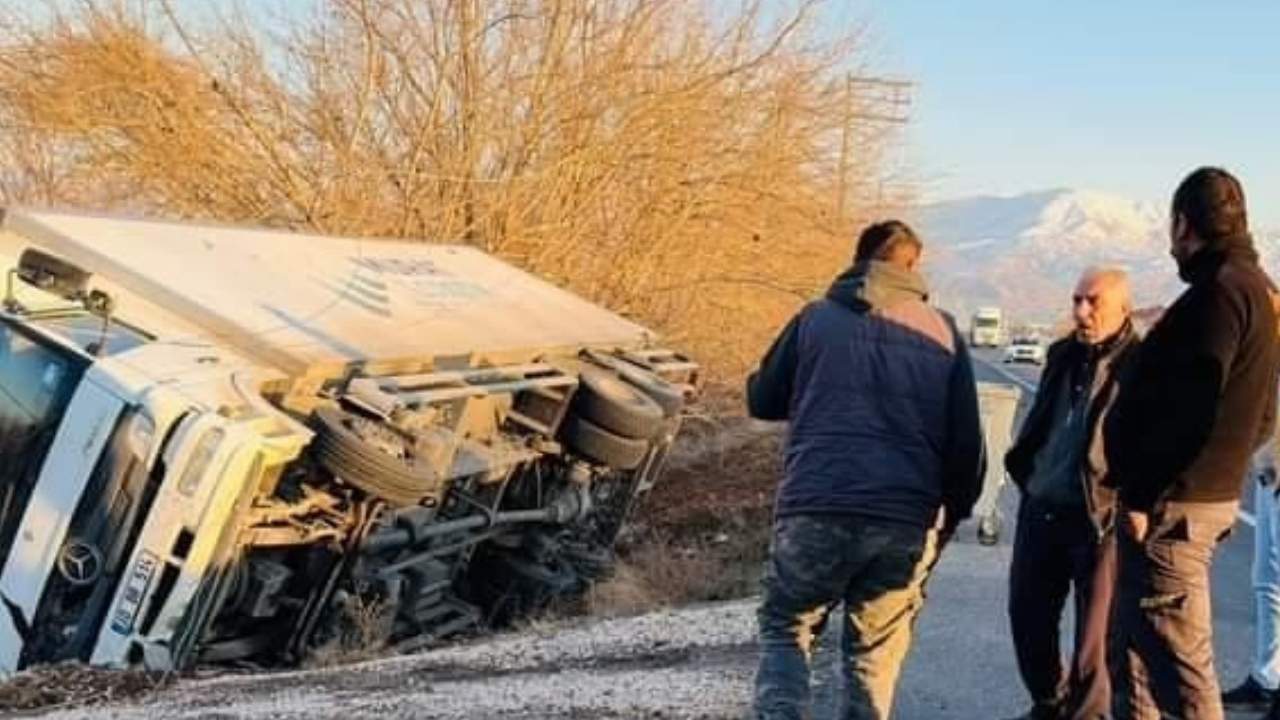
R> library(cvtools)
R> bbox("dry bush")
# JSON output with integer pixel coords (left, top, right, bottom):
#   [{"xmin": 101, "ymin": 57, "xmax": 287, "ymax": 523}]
[
  {"xmin": 304, "ymin": 594, "xmax": 394, "ymax": 668},
  {"xmin": 588, "ymin": 520, "xmax": 771, "ymax": 616},
  {"xmin": 583, "ymin": 558, "xmax": 658, "ymax": 617},
  {"xmin": 0, "ymin": 0, "xmax": 909, "ymax": 381}
]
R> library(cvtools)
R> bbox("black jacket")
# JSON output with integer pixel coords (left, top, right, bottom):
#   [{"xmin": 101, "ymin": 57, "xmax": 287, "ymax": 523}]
[
  {"xmin": 1005, "ymin": 322, "xmax": 1139, "ymax": 533},
  {"xmin": 746, "ymin": 261, "xmax": 986, "ymax": 530},
  {"xmin": 1104, "ymin": 236, "xmax": 1279, "ymax": 512}
]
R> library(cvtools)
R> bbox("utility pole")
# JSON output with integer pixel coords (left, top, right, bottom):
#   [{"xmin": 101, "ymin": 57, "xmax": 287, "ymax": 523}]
[
  {"xmin": 836, "ymin": 74, "xmax": 852, "ymax": 222},
  {"xmin": 835, "ymin": 75, "xmax": 912, "ymax": 220}
]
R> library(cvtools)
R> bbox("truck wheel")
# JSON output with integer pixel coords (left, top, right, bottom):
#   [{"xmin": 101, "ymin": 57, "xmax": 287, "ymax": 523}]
[
  {"xmin": 310, "ymin": 407, "xmax": 442, "ymax": 507},
  {"xmin": 573, "ymin": 367, "xmax": 664, "ymax": 439},
  {"xmin": 626, "ymin": 372, "xmax": 685, "ymax": 418},
  {"xmin": 561, "ymin": 415, "xmax": 650, "ymax": 470}
]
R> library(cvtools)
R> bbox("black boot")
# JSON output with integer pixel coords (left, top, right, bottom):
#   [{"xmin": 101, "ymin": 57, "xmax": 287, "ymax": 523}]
[{"xmin": 1223, "ymin": 676, "xmax": 1277, "ymax": 713}]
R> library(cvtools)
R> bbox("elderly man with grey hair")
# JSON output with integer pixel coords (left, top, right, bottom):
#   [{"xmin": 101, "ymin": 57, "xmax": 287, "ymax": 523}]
[{"xmin": 1003, "ymin": 267, "xmax": 1140, "ymax": 720}]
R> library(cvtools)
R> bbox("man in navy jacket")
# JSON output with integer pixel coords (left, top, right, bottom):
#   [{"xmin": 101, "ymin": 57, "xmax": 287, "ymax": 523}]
[{"xmin": 748, "ymin": 220, "xmax": 985, "ymax": 720}]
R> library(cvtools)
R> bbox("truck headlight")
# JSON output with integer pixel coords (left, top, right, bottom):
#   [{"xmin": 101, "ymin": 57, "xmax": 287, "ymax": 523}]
[{"xmin": 177, "ymin": 427, "xmax": 225, "ymax": 497}]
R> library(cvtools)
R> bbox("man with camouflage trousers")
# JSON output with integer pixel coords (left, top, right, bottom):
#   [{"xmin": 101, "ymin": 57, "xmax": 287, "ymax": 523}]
[{"xmin": 747, "ymin": 220, "xmax": 986, "ymax": 720}]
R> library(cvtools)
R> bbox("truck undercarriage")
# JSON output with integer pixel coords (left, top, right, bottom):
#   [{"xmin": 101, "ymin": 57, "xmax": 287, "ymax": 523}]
[{"xmin": 32, "ymin": 350, "xmax": 693, "ymax": 670}]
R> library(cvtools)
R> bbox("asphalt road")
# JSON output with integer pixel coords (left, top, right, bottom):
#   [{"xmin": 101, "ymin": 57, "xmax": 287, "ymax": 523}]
[{"xmin": 853, "ymin": 348, "xmax": 1259, "ymax": 720}]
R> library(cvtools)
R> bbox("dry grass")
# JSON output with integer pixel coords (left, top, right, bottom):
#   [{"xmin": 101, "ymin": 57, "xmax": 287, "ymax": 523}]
[
  {"xmin": 588, "ymin": 518, "xmax": 772, "ymax": 617},
  {"xmin": 0, "ymin": 661, "xmax": 170, "ymax": 713},
  {"xmin": 304, "ymin": 594, "xmax": 394, "ymax": 668}
]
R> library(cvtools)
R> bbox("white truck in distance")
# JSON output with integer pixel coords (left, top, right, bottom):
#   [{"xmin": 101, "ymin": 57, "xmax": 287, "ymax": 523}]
[
  {"xmin": 970, "ymin": 306, "xmax": 1005, "ymax": 348},
  {"xmin": 0, "ymin": 209, "xmax": 697, "ymax": 675}
]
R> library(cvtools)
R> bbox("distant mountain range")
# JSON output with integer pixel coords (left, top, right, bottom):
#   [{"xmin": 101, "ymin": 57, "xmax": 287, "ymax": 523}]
[{"xmin": 908, "ymin": 188, "xmax": 1280, "ymax": 327}]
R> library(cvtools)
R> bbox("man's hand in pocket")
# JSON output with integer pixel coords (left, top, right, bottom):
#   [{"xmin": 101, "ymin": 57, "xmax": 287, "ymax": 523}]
[{"xmin": 1123, "ymin": 510, "xmax": 1150, "ymax": 543}]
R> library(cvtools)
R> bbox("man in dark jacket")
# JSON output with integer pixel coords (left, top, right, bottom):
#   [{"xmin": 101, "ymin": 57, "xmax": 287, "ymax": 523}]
[
  {"xmin": 1105, "ymin": 167, "xmax": 1280, "ymax": 720},
  {"xmin": 747, "ymin": 220, "xmax": 985, "ymax": 720},
  {"xmin": 1004, "ymin": 267, "xmax": 1139, "ymax": 720}
]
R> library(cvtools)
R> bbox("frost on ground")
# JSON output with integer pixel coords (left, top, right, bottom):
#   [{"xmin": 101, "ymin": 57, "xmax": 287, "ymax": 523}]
[{"xmin": 34, "ymin": 600, "xmax": 762, "ymax": 720}]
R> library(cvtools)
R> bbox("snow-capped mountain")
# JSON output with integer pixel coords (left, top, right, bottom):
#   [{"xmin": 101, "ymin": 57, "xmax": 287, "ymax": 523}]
[{"xmin": 909, "ymin": 188, "xmax": 1280, "ymax": 327}]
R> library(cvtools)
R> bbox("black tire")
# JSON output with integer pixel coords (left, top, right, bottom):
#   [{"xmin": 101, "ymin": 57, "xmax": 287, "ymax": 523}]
[
  {"xmin": 310, "ymin": 407, "xmax": 441, "ymax": 507},
  {"xmin": 622, "ymin": 370, "xmax": 685, "ymax": 418},
  {"xmin": 573, "ymin": 367, "xmax": 664, "ymax": 439},
  {"xmin": 561, "ymin": 415, "xmax": 650, "ymax": 470}
]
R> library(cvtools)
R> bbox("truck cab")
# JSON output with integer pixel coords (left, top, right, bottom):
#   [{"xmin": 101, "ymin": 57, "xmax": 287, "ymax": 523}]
[{"xmin": 0, "ymin": 209, "xmax": 697, "ymax": 675}]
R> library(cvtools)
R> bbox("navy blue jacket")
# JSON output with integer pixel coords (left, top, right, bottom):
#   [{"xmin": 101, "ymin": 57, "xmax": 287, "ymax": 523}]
[{"xmin": 746, "ymin": 262, "xmax": 986, "ymax": 530}]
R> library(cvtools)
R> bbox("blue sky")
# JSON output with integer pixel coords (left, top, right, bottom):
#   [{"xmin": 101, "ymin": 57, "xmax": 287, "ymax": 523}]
[{"xmin": 840, "ymin": 1, "xmax": 1280, "ymax": 225}]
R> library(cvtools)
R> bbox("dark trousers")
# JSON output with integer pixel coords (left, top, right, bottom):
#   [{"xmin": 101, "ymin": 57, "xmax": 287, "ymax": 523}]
[
  {"xmin": 1112, "ymin": 500, "xmax": 1237, "ymax": 720},
  {"xmin": 1009, "ymin": 498, "xmax": 1117, "ymax": 720},
  {"xmin": 754, "ymin": 514, "xmax": 937, "ymax": 720}
]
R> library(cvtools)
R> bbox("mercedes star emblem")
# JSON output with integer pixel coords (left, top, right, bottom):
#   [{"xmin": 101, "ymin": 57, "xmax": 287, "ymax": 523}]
[{"xmin": 57, "ymin": 539, "xmax": 104, "ymax": 586}]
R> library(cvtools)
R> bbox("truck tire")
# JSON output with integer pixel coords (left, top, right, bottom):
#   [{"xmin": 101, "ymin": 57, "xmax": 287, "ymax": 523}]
[
  {"xmin": 310, "ymin": 407, "xmax": 442, "ymax": 507},
  {"xmin": 561, "ymin": 415, "xmax": 650, "ymax": 470},
  {"xmin": 632, "ymin": 375, "xmax": 685, "ymax": 418},
  {"xmin": 573, "ymin": 367, "xmax": 664, "ymax": 439},
  {"xmin": 608, "ymin": 366, "xmax": 684, "ymax": 418}
]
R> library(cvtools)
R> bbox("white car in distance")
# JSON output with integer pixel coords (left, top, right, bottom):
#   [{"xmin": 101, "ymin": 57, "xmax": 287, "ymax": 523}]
[{"xmin": 1002, "ymin": 336, "xmax": 1046, "ymax": 365}]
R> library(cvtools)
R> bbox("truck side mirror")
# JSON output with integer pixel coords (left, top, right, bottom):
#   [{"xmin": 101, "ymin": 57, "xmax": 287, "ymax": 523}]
[{"xmin": 16, "ymin": 248, "xmax": 91, "ymax": 301}]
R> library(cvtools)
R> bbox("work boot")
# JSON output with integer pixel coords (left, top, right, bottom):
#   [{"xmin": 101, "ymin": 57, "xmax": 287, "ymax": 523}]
[
  {"xmin": 1266, "ymin": 692, "xmax": 1280, "ymax": 719},
  {"xmin": 1223, "ymin": 676, "xmax": 1277, "ymax": 712}
]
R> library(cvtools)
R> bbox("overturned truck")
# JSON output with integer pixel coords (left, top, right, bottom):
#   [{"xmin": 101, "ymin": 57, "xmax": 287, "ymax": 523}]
[{"xmin": 0, "ymin": 210, "xmax": 697, "ymax": 674}]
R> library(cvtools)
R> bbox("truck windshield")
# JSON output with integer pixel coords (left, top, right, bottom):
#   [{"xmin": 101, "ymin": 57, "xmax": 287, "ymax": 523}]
[
  {"xmin": 974, "ymin": 318, "xmax": 1000, "ymax": 328},
  {"xmin": 30, "ymin": 313, "xmax": 149, "ymax": 356},
  {"xmin": 0, "ymin": 318, "xmax": 86, "ymax": 568}
]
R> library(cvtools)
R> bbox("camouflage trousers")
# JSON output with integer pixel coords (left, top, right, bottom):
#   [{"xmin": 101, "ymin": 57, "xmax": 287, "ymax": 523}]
[{"xmin": 753, "ymin": 514, "xmax": 939, "ymax": 720}]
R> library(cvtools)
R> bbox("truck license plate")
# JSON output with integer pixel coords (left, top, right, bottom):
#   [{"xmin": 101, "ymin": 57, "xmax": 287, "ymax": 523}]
[{"xmin": 110, "ymin": 550, "xmax": 159, "ymax": 636}]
